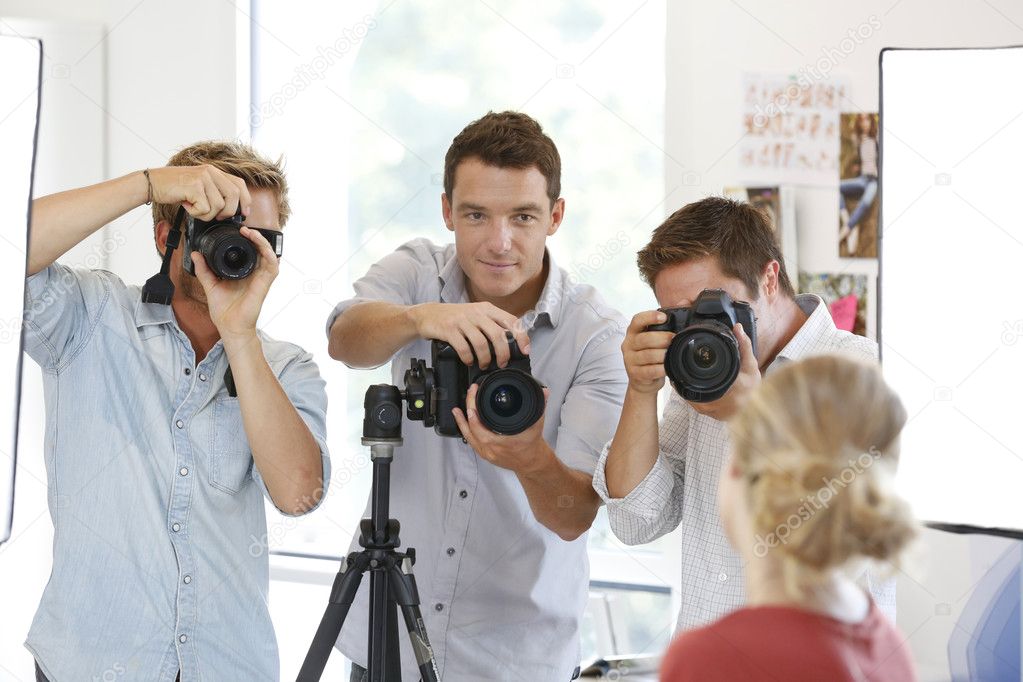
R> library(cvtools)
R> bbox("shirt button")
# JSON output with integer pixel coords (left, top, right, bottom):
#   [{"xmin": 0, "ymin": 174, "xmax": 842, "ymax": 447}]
[
  {"xmin": 171, "ymin": 523, "xmax": 181, "ymax": 532},
  {"xmin": 183, "ymin": 575, "xmax": 192, "ymax": 584},
  {"xmin": 179, "ymin": 634, "xmax": 187, "ymax": 643},
  {"xmin": 434, "ymin": 603, "xmax": 444, "ymax": 612},
  {"xmin": 458, "ymin": 490, "xmax": 468, "ymax": 499},
  {"xmin": 199, "ymin": 373, "xmax": 208, "ymax": 382},
  {"xmin": 446, "ymin": 547, "xmax": 455, "ymax": 556},
  {"xmin": 175, "ymin": 420, "xmax": 184, "ymax": 429},
  {"xmin": 179, "ymin": 467, "xmax": 189, "ymax": 476},
  {"xmin": 184, "ymin": 367, "xmax": 191, "ymax": 376}
]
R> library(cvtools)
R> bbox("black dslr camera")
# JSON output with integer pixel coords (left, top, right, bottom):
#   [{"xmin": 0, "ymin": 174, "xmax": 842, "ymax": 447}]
[
  {"xmin": 403, "ymin": 333, "xmax": 545, "ymax": 437},
  {"xmin": 646, "ymin": 289, "xmax": 757, "ymax": 402},
  {"xmin": 182, "ymin": 208, "xmax": 284, "ymax": 280}
]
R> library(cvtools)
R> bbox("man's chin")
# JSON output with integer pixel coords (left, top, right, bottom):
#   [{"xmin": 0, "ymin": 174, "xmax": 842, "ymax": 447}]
[
  {"xmin": 471, "ymin": 281, "xmax": 521, "ymax": 303},
  {"xmin": 178, "ymin": 279, "xmax": 208, "ymax": 307}
]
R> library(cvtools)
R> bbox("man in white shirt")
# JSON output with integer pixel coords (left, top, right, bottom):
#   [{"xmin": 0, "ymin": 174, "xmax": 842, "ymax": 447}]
[
  {"xmin": 592, "ymin": 196, "xmax": 895, "ymax": 631},
  {"xmin": 327, "ymin": 111, "xmax": 627, "ymax": 680}
]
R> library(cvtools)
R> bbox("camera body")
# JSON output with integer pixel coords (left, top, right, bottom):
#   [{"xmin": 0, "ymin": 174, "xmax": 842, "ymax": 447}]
[
  {"xmin": 182, "ymin": 209, "xmax": 284, "ymax": 280},
  {"xmin": 646, "ymin": 288, "xmax": 757, "ymax": 402},
  {"xmin": 404, "ymin": 334, "xmax": 545, "ymax": 437}
]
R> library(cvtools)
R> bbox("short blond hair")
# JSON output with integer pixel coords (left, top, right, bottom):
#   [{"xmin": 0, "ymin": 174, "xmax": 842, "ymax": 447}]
[
  {"xmin": 151, "ymin": 140, "xmax": 290, "ymax": 233},
  {"xmin": 729, "ymin": 355, "xmax": 917, "ymax": 596}
]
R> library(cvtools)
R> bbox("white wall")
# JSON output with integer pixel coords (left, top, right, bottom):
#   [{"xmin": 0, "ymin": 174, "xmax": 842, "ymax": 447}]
[{"xmin": 663, "ymin": 1, "xmax": 1022, "ymax": 678}]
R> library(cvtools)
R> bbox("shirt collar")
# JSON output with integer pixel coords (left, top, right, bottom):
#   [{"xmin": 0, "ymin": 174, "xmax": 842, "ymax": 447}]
[
  {"xmin": 773, "ymin": 293, "xmax": 834, "ymax": 364},
  {"xmin": 134, "ymin": 295, "xmax": 176, "ymax": 328},
  {"xmin": 438, "ymin": 248, "xmax": 564, "ymax": 330}
]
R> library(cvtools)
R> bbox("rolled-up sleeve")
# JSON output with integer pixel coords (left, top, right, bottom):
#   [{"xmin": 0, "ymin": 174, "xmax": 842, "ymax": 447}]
[
  {"xmin": 324, "ymin": 239, "xmax": 432, "ymax": 338},
  {"xmin": 23, "ymin": 264, "xmax": 113, "ymax": 371},
  {"xmin": 554, "ymin": 327, "xmax": 628, "ymax": 475},
  {"xmin": 591, "ymin": 390, "xmax": 690, "ymax": 545},
  {"xmin": 252, "ymin": 348, "xmax": 331, "ymax": 516}
]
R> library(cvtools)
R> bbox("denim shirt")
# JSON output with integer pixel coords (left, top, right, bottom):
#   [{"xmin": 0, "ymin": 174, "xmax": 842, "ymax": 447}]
[{"xmin": 22, "ymin": 264, "xmax": 330, "ymax": 682}]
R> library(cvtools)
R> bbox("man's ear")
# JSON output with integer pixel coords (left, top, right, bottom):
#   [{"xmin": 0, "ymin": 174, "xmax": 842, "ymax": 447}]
[
  {"xmin": 547, "ymin": 197, "xmax": 565, "ymax": 237},
  {"xmin": 154, "ymin": 220, "xmax": 170, "ymax": 257},
  {"xmin": 441, "ymin": 193, "xmax": 455, "ymax": 232},
  {"xmin": 761, "ymin": 260, "xmax": 781, "ymax": 300}
]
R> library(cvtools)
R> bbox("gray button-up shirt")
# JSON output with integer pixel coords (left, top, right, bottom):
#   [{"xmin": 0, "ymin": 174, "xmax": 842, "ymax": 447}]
[
  {"xmin": 592, "ymin": 294, "xmax": 896, "ymax": 631},
  {"xmin": 23, "ymin": 264, "xmax": 330, "ymax": 681},
  {"xmin": 326, "ymin": 238, "xmax": 627, "ymax": 681}
]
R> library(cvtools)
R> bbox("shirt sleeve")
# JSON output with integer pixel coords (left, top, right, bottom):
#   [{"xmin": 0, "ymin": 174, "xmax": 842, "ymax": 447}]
[
  {"xmin": 591, "ymin": 390, "xmax": 690, "ymax": 545},
  {"xmin": 250, "ymin": 347, "xmax": 332, "ymax": 517},
  {"xmin": 23, "ymin": 264, "xmax": 115, "ymax": 371},
  {"xmin": 553, "ymin": 326, "xmax": 628, "ymax": 475},
  {"xmin": 324, "ymin": 239, "xmax": 432, "ymax": 339}
]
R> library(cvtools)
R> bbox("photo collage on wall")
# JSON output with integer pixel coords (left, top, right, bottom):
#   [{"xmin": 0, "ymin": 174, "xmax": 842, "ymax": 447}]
[{"xmin": 735, "ymin": 73, "xmax": 878, "ymax": 340}]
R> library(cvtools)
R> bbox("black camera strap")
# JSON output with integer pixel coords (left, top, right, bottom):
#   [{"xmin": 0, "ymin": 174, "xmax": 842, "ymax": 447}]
[{"xmin": 141, "ymin": 206, "xmax": 186, "ymax": 305}]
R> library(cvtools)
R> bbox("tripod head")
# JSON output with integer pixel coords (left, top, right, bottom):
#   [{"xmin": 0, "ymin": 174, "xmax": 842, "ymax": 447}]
[{"xmin": 362, "ymin": 384, "xmax": 404, "ymax": 446}]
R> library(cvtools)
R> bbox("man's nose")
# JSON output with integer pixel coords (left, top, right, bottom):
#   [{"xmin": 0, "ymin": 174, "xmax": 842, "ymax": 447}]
[{"xmin": 487, "ymin": 221, "xmax": 513, "ymax": 253}]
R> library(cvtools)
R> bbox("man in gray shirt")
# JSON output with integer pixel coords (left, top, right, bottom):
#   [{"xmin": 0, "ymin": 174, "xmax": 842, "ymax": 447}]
[
  {"xmin": 593, "ymin": 196, "xmax": 895, "ymax": 632},
  {"xmin": 326, "ymin": 111, "xmax": 627, "ymax": 681}
]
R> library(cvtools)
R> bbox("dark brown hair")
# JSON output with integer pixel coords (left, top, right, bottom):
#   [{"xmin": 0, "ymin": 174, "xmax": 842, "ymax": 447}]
[
  {"xmin": 443, "ymin": 111, "xmax": 561, "ymax": 207},
  {"xmin": 152, "ymin": 140, "xmax": 290, "ymax": 234},
  {"xmin": 636, "ymin": 196, "xmax": 794, "ymax": 299}
]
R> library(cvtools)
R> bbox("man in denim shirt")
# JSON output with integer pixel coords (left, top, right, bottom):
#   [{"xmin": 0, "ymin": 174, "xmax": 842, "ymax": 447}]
[{"xmin": 22, "ymin": 141, "xmax": 330, "ymax": 681}]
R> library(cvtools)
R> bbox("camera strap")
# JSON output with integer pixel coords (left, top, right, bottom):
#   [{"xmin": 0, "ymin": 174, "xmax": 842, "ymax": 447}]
[{"xmin": 141, "ymin": 206, "xmax": 186, "ymax": 305}]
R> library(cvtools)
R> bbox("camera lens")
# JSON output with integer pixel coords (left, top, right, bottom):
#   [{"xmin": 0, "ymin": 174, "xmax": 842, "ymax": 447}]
[
  {"xmin": 223, "ymin": 245, "xmax": 248, "ymax": 268},
  {"xmin": 664, "ymin": 322, "xmax": 740, "ymax": 402},
  {"xmin": 475, "ymin": 369, "xmax": 544, "ymax": 435},
  {"xmin": 693, "ymin": 344, "xmax": 716, "ymax": 369},
  {"xmin": 489, "ymin": 385, "xmax": 523, "ymax": 418},
  {"xmin": 199, "ymin": 225, "xmax": 258, "ymax": 280}
]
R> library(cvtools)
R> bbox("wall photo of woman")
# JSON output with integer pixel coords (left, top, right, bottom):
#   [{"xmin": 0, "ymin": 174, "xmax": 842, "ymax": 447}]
[{"xmin": 839, "ymin": 112, "xmax": 880, "ymax": 258}]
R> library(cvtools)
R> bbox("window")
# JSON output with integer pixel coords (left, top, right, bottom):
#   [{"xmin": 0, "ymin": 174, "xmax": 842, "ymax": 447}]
[{"xmin": 249, "ymin": 0, "xmax": 671, "ymax": 665}]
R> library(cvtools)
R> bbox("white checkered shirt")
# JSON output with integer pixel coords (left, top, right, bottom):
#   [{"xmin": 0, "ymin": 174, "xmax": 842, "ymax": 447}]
[{"xmin": 592, "ymin": 294, "xmax": 897, "ymax": 631}]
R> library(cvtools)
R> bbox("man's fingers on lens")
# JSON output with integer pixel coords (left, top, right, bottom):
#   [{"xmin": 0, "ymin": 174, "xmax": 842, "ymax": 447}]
[
  {"xmin": 629, "ymin": 310, "xmax": 667, "ymax": 334},
  {"xmin": 632, "ymin": 331, "xmax": 675, "ymax": 351},
  {"xmin": 630, "ymin": 348, "xmax": 666, "ymax": 367},
  {"xmin": 640, "ymin": 365, "xmax": 666, "ymax": 383},
  {"xmin": 734, "ymin": 323, "xmax": 757, "ymax": 370},
  {"xmin": 241, "ymin": 227, "xmax": 279, "ymax": 277}
]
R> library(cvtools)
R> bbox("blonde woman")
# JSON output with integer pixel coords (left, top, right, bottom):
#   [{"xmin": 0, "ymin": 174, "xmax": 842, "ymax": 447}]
[{"xmin": 661, "ymin": 355, "xmax": 918, "ymax": 681}]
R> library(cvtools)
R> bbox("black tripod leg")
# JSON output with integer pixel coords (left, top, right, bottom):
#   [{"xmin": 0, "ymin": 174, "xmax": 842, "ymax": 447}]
[
  {"xmin": 388, "ymin": 558, "xmax": 440, "ymax": 682},
  {"xmin": 297, "ymin": 553, "xmax": 369, "ymax": 682},
  {"xmin": 367, "ymin": 569, "xmax": 402, "ymax": 681}
]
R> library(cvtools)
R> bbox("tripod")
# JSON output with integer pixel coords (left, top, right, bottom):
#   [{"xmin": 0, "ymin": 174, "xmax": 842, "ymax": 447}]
[{"xmin": 298, "ymin": 385, "xmax": 440, "ymax": 682}]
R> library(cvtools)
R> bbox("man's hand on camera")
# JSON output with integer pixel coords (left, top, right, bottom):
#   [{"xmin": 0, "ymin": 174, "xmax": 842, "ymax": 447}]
[
  {"xmin": 407, "ymin": 302, "xmax": 531, "ymax": 368},
  {"xmin": 687, "ymin": 323, "xmax": 760, "ymax": 421},
  {"xmin": 622, "ymin": 310, "xmax": 674, "ymax": 396},
  {"xmin": 451, "ymin": 383, "xmax": 551, "ymax": 474},
  {"xmin": 191, "ymin": 227, "xmax": 279, "ymax": 343},
  {"xmin": 147, "ymin": 164, "xmax": 252, "ymax": 222}
]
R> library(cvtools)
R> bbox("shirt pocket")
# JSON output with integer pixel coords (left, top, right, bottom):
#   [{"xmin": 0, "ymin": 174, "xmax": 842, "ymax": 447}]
[{"xmin": 209, "ymin": 396, "xmax": 254, "ymax": 494}]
